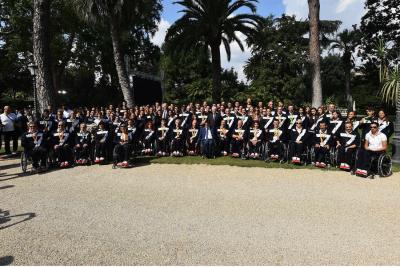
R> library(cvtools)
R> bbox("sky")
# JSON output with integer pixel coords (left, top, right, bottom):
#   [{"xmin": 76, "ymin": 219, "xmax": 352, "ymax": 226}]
[{"xmin": 151, "ymin": 0, "xmax": 367, "ymax": 82}]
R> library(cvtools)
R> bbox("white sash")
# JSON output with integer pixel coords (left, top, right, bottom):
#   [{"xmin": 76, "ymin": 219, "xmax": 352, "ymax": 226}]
[
  {"xmin": 287, "ymin": 114, "xmax": 298, "ymax": 129},
  {"xmin": 330, "ymin": 120, "xmax": 343, "ymax": 134},
  {"xmin": 340, "ymin": 132, "xmax": 356, "ymax": 146},
  {"xmin": 311, "ymin": 117, "xmax": 324, "ymax": 130},
  {"xmin": 295, "ymin": 129, "xmax": 306, "ymax": 142},
  {"xmin": 316, "ymin": 133, "xmax": 331, "ymax": 146}
]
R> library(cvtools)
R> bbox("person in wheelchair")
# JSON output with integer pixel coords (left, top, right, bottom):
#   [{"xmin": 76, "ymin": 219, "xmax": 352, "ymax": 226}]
[
  {"xmin": 113, "ymin": 124, "xmax": 134, "ymax": 168},
  {"xmin": 312, "ymin": 121, "xmax": 332, "ymax": 168},
  {"xmin": 21, "ymin": 122, "xmax": 48, "ymax": 172},
  {"xmin": 156, "ymin": 119, "xmax": 170, "ymax": 156},
  {"xmin": 247, "ymin": 121, "xmax": 264, "ymax": 159},
  {"xmin": 74, "ymin": 123, "xmax": 92, "ymax": 165},
  {"xmin": 140, "ymin": 121, "xmax": 156, "ymax": 155},
  {"xmin": 336, "ymin": 122, "xmax": 360, "ymax": 171},
  {"xmin": 197, "ymin": 120, "xmax": 216, "ymax": 158},
  {"xmin": 52, "ymin": 121, "xmax": 73, "ymax": 168},
  {"xmin": 266, "ymin": 119, "xmax": 286, "ymax": 161},
  {"xmin": 94, "ymin": 121, "xmax": 110, "ymax": 164},
  {"xmin": 289, "ymin": 118, "xmax": 309, "ymax": 164},
  {"xmin": 170, "ymin": 118, "xmax": 186, "ymax": 157},
  {"xmin": 355, "ymin": 122, "xmax": 388, "ymax": 177},
  {"xmin": 230, "ymin": 119, "xmax": 248, "ymax": 158},
  {"xmin": 217, "ymin": 119, "xmax": 231, "ymax": 156},
  {"xmin": 187, "ymin": 119, "xmax": 199, "ymax": 156}
]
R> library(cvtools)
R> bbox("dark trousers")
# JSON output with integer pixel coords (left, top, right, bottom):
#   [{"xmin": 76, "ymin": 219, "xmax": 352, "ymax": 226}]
[
  {"xmin": 248, "ymin": 141, "xmax": 262, "ymax": 154},
  {"xmin": 95, "ymin": 142, "xmax": 108, "ymax": 158},
  {"xmin": 75, "ymin": 145, "xmax": 91, "ymax": 160},
  {"xmin": 157, "ymin": 138, "xmax": 169, "ymax": 153},
  {"xmin": 289, "ymin": 142, "xmax": 305, "ymax": 158},
  {"xmin": 200, "ymin": 139, "xmax": 215, "ymax": 158},
  {"xmin": 27, "ymin": 147, "xmax": 47, "ymax": 168},
  {"xmin": 269, "ymin": 141, "xmax": 283, "ymax": 157},
  {"xmin": 218, "ymin": 138, "xmax": 230, "ymax": 153},
  {"xmin": 54, "ymin": 145, "xmax": 73, "ymax": 163},
  {"xmin": 315, "ymin": 146, "xmax": 329, "ymax": 163},
  {"xmin": 171, "ymin": 138, "xmax": 183, "ymax": 152},
  {"xmin": 230, "ymin": 139, "xmax": 244, "ymax": 154},
  {"xmin": 3, "ymin": 131, "xmax": 18, "ymax": 154},
  {"xmin": 113, "ymin": 143, "xmax": 132, "ymax": 162},
  {"xmin": 356, "ymin": 150, "xmax": 383, "ymax": 172},
  {"xmin": 338, "ymin": 146, "xmax": 356, "ymax": 167}
]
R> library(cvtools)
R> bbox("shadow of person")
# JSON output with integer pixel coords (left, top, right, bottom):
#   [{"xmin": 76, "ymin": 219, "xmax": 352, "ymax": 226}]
[
  {"xmin": 0, "ymin": 209, "xmax": 36, "ymax": 230},
  {"xmin": 0, "ymin": 256, "xmax": 14, "ymax": 266}
]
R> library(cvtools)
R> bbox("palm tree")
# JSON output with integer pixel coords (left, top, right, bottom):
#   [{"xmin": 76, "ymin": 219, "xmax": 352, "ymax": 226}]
[
  {"xmin": 32, "ymin": 0, "xmax": 54, "ymax": 113},
  {"xmin": 166, "ymin": 0, "xmax": 261, "ymax": 102},
  {"xmin": 308, "ymin": 0, "xmax": 322, "ymax": 107},
  {"xmin": 380, "ymin": 66, "xmax": 400, "ymax": 162},
  {"xmin": 329, "ymin": 27, "xmax": 361, "ymax": 110},
  {"xmin": 72, "ymin": 0, "xmax": 154, "ymax": 108}
]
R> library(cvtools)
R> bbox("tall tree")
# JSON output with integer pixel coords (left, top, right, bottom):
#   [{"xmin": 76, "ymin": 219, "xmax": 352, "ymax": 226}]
[
  {"xmin": 329, "ymin": 26, "xmax": 361, "ymax": 109},
  {"xmin": 72, "ymin": 0, "xmax": 162, "ymax": 108},
  {"xmin": 308, "ymin": 0, "xmax": 322, "ymax": 107},
  {"xmin": 360, "ymin": 0, "xmax": 400, "ymax": 65},
  {"xmin": 166, "ymin": 0, "xmax": 261, "ymax": 103},
  {"xmin": 33, "ymin": 0, "xmax": 54, "ymax": 112}
]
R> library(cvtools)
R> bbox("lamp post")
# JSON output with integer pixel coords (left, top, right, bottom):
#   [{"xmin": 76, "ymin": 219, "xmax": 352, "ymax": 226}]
[{"xmin": 28, "ymin": 63, "xmax": 38, "ymax": 118}]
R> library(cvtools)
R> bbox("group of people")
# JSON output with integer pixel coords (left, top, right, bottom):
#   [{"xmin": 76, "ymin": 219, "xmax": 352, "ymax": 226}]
[{"xmin": 0, "ymin": 99, "xmax": 394, "ymax": 177}]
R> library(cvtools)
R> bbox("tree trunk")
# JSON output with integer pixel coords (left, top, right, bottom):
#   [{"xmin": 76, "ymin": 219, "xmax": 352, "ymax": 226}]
[
  {"xmin": 110, "ymin": 19, "xmax": 134, "ymax": 108},
  {"xmin": 211, "ymin": 43, "xmax": 222, "ymax": 103},
  {"xmin": 308, "ymin": 0, "xmax": 322, "ymax": 107},
  {"xmin": 343, "ymin": 51, "xmax": 353, "ymax": 110},
  {"xmin": 32, "ymin": 0, "xmax": 54, "ymax": 114}
]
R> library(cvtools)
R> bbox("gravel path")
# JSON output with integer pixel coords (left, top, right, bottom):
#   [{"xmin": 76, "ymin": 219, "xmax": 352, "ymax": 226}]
[{"xmin": 1, "ymin": 159, "xmax": 400, "ymax": 265}]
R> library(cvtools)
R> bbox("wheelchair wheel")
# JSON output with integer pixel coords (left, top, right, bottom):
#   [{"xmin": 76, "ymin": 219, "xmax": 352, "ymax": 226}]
[
  {"xmin": 377, "ymin": 154, "xmax": 392, "ymax": 177},
  {"xmin": 309, "ymin": 146, "xmax": 315, "ymax": 164},
  {"xmin": 329, "ymin": 147, "xmax": 338, "ymax": 167},
  {"xmin": 20, "ymin": 152, "xmax": 30, "ymax": 173}
]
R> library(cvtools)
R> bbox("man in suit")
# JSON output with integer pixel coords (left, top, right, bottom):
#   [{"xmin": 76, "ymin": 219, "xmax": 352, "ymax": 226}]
[
  {"xmin": 197, "ymin": 120, "xmax": 216, "ymax": 159},
  {"xmin": 207, "ymin": 105, "xmax": 221, "ymax": 130}
]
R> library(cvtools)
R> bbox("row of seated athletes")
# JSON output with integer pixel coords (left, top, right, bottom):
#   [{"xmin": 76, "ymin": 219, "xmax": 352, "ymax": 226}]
[{"xmin": 21, "ymin": 115, "xmax": 392, "ymax": 177}]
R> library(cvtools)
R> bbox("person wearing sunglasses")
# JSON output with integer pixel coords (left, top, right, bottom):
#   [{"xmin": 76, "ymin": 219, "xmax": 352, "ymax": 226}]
[
  {"xmin": 21, "ymin": 122, "xmax": 48, "ymax": 172},
  {"xmin": 337, "ymin": 122, "xmax": 360, "ymax": 171},
  {"xmin": 289, "ymin": 118, "xmax": 309, "ymax": 164},
  {"xmin": 355, "ymin": 122, "xmax": 388, "ymax": 177}
]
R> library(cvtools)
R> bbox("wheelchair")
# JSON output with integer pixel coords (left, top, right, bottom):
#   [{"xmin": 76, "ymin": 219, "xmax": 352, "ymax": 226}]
[
  {"xmin": 355, "ymin": 150, "xmax": 392, "ymax": 178},
  {"xmin": 308, "ymin": 146, "xmax": 338, "ymax": 168},
  {"xmin": 245, "ymin": 141, "xmax": 263, "ymax": 160},
  {"xmin": 263, "ymin": 141, "xmax": 289, "ymax": 163},
  {"xmin": 20, "ymin": 150, "xmax": 50, "ymax": 174},
  {"xmin": 286, "ymin": 142, "xmax": 311, "ymax": 166}
]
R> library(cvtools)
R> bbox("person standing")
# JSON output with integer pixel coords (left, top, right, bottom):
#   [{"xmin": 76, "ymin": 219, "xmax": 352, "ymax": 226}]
[{"xmin": 0, "ymin": 106, "xmax": 18, "ymax": 156}]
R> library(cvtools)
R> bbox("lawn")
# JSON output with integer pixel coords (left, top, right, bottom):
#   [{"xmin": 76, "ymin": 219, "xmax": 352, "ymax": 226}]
[{"xmin": 2, "ymin": 146, "xmax": 399, "ymax": 173}]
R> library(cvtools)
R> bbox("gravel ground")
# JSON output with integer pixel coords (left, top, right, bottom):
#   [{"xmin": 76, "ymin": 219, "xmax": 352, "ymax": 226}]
[{"xmin": 1, "ymin": 159, "xmax": 400, "ymax": 265}]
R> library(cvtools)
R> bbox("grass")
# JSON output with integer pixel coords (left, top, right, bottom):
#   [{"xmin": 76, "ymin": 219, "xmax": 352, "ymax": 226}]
[{"xmin": 2, "ymin": 146, "xmax": 399, "ymax": 173}]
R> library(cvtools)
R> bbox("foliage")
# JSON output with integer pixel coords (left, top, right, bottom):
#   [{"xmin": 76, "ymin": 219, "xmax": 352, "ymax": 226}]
[
  {"xmin": 165, "ymin": 0, "xmax": 262, "ymax": 101},
  {"xmin": 244, "ymin": 15, "xmax": 340, "ymax": 106},
  {"xmin": 360, "ymin": 0, "xmax": 400, "ymax": 66},
  {"xmin": 379, "ymin": 66, "xmax": 400, "ymax": 105}
]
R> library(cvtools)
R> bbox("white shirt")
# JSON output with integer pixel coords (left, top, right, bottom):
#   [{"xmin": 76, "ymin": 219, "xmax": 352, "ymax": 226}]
[
  {"xmin": 366, "ymin": 131, "xmax": 387, "ymax": 151},
  {"xmin": 0, "ymin": 113, "xmax": 17, "ymax": 132},
  {"xmin": 205, "ymin": 128, "xmax": 213, "ymax": 140}
]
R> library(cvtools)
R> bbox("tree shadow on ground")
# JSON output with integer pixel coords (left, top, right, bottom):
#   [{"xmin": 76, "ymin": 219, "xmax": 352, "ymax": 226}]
[
  {"xmin": 0, "ymin": 256, "xmax": 14, "ymax": 266},
  {"xmin": 0, "ymin": 185, "xmax": 14, "ymax": 190},
  {"xmin": 0, "ymin": 209, "xmax": 36, "ymax": 231},
  {"xmin": 0, "ymin": 163, "xmax": 20, "ymax": 171}
]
